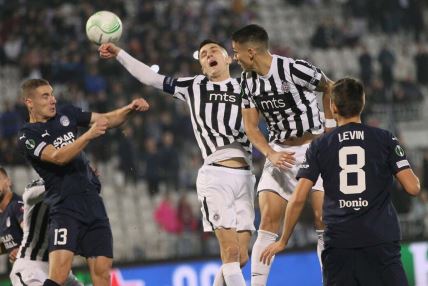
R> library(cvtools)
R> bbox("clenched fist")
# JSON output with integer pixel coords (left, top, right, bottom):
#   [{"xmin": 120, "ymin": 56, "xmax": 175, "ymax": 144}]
[
  {"xmin": 128, "ymin": 98, "xmax": 150, "ymax": 112},
  {"xmin": 99, "ymin": 43, "xmax": 121, "ymax": 59}
]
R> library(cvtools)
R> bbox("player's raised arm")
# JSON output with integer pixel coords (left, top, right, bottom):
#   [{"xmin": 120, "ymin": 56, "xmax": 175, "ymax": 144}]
[
  {"xmin": 90, "ymin": 98, "xmax": 149, "ymax": 129},
  {"xmin": 40, "ymin": 117, "xmax": 108, "ymax": 166},
  {"xmin": 99, "ymin": 43, "xmax": 165, "ymax": 90}
]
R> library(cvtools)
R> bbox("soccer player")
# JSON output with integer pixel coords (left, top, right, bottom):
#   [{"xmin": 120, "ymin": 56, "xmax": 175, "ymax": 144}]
[
  {"xmin": 17, "ymin": 78, "xmax": 149, "ymax": 286},
  {"xmin": 0, "ymin": 167, "xmax": 24, "ymax": 263},
  {"xmin": 99, "ymin": 40, "xmax": 255, "ymax": 286},
  {"xmin": 260, "ymin": 77, "xmax": 420, "ymax": 286},
  {"xmin": 10, "ymin": 178, "xmax": 82, "ymax": 286},
  {"xmin": 232, "ymin": 24, "xmax": 334, "ymax": 285}
]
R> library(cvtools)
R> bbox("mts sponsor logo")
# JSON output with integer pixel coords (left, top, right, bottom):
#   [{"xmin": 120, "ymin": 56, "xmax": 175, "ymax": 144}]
[
  {"xmin": 208, "ymin": 92, "xmax": 237, "ymax": 103},
  {"xmin": 339, "ymin": 197, "xmax": 368, "ymax": 211},
  {"xmin": 53, "ymin": 132, "xmax": 75, "ymax": 148},
  {"xmin": 254, "ymin": 93, "xmax": 293, "ymax": 111}
]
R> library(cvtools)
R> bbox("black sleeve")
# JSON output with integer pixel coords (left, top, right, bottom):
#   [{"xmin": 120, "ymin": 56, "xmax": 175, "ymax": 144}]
[
  {"xmin": 296, "ymin": 140, "xmax": 321, "ymax": 183},
  {"xmin": 61, "ymin": 105, "xmax": 91, "ymax": 127},
  {"xmin": 17, "ymin": 128, "xmax": 48, "ymax": 160},
  {"xmin": 386, "ymin": 132, "xmax": 411, "ymax": 174}
]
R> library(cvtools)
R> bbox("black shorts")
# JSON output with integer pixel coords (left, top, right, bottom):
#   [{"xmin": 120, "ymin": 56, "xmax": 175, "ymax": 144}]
[
  {"xmin": 48, "ymin": 193, "xmax": 113, "ymax": 258},
  {"xmin": 322, "ymin": 242, "xmax": 408, "ymax": 286}
]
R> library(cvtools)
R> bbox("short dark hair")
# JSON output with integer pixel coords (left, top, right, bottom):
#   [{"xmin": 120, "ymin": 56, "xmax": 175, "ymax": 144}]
[
  {"xmin": 232, "ymin": 24, "xmax": 269, "ymax": 49},
  {"xmin": 331, "ymin": 77, "xmax": 365, "ymax": 118},
  {"xmin": 0, "ymin": 167, "xmax": 8, "ymax": 177},
  {"xmin": 198, "ymin": 39, "xmax": 227, "ymax": 53},
  {"xmin": 21, "ymin": 78, "xmax": 50, "ymax": 99}
]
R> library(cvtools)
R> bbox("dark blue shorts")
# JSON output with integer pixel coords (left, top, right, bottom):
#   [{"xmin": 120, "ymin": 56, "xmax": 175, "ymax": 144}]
[
  {"xmin": 322, "ymin": 242, "xmax": 408, "ymax": 286},
  {"xmin": 48, "ymin": 193, "xmax": 113, "ymax": 258}
]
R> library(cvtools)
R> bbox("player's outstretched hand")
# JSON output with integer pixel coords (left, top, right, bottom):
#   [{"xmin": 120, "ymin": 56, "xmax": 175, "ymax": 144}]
[
  {"xmin": 99, "ymin": 43, "xmax": 121, "ymax": 59},
  {"xmin": 267, "ymin": 150, "xmax": 296, "ymax": 170},
  {"xmin": 87, "ymin": 117, "xmax": 108, "ymax": 139},
  {"xmin": 128, "ymin": 98, "xmax": 150, "ymax": 112},
  {"xmin": 260, "ymin": 241, "xmax": 286, "ymax": 265}
]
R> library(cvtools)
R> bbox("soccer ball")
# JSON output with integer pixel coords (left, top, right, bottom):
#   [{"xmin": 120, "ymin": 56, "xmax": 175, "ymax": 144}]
[{"xmin": 86, "ymin": 11, "xmax": 122, "ymax": 45}]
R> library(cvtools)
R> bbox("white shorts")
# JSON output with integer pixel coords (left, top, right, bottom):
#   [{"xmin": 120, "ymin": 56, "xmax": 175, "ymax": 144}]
[
  {"xmin": 10, "ymin": 259, "xmax": 49, "ymax": 286},
  {"xmin": 10, "ymin": 258, "xmax": 82, "ymax": 286},
  {"xmin": 196, "ymin": 165, "xmax": 256, "ymax": 232},
  {"xmin": 257, "ymin": 142, "xmax": 323, "ymax": 201}
]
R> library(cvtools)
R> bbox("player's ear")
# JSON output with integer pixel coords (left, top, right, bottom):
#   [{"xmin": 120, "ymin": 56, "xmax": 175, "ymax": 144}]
[
  {"xmin": 330, "ymin": 101, "xmax": 338, "ymax": 117},
  {"xmin": 248, "ymin": 47, "xmax": 256, "ymax": 60},
  {"xmin": 226, "ymin": 55, "xmax": 233, "ymax": 65}
]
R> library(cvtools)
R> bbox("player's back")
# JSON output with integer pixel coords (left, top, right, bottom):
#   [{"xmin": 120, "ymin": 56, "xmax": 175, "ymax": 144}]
[{"xmin": 312, "ymin": 122, "xmax": 409, "ymax": 248}]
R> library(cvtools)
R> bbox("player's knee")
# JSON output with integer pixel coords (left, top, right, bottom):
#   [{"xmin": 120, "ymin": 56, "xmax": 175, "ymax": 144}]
[
  {"xmin": 92, "ymin": 269, "xmax": 110, "ymax": 283},
  {"xmin": 239, "ymin": 251, "xmax": 249, "ymax": 267},
  {"xmin": 223, "ymin": 245, "xmax": 240, "ymax": 262},
  {"xmin": 259, "ymin": 214, "xmax": 280, "ymax": 232}
]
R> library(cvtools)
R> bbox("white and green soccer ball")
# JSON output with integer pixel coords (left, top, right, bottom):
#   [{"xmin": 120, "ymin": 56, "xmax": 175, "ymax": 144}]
[{"xmin": 86, "ymin": 11, "xmax": 122, "ymax": 45}]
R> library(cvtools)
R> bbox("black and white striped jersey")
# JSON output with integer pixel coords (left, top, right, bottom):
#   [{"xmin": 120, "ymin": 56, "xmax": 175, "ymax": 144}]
[
  {"xmin": 163, "ymin": 75, "xmax": 251, "ymax": 159},
  {"xmin": 241, "ymin": 55, "xmax": 325, "ymax": 142},
  {"xmin": 17, "ymin": 179, "xmax": 49, "ymax": 262}
]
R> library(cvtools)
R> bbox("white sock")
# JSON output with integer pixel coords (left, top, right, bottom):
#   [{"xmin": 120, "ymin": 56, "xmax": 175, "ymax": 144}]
[
  {"xmin": 222, "ymin": 262, "xmax": 246, "ymax": 286},
  {"xmin": 316, "ymin": 229, "xmax": 325, "ymax": 270},
  {"xmin": 213, "ymin": 265, "xmax": 225, "ymax": 286},
  {"xmin": 251, "ymin": 230, "xmax": 278, "ymax": 286}
]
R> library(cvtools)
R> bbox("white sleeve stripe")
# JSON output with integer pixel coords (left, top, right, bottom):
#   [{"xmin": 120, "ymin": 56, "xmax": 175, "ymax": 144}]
[{"xmin": 34, "ymin": 142, "xmax": 47, "ymax": 157}]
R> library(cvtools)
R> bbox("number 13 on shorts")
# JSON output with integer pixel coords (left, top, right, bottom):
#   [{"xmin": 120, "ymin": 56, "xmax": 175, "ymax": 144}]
[{"xmin": 54, "ymin": 228, "xmax": 68, "ymax": 245}]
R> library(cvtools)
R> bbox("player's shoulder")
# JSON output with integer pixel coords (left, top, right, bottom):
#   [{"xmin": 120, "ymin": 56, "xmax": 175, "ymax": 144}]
[
  {"xmin": 363, "ymin": 124, "xmax": 395, "ymax": 141},
  {"xmin": 57, "ymin": 104, "xmax": 82, "ymax": 116},
  {"xmin": 18, "ymin": 122, "xmax": 43, "ymax": 142}
]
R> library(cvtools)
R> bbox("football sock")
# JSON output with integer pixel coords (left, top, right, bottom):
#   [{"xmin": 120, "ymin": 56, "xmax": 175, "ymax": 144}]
[
  {"xmin": 316, "ymin": 229, "xmax": 325, "ymax": 269},
  {"xmin": 251, "ymin": 230, "xmax": 278, "ymax": 286},
  {"xmin": 222, "ymin": 262, "xmax": 246, "ymax": 286},
  {"xmin": 213, "ymin": 265, "xmax": 225, "ymax": 286}
]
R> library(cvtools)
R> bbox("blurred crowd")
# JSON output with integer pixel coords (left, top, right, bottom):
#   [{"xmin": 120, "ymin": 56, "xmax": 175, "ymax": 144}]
[{"xmin": 1, "ymin": 0, "xmax": 428, "ymax": 262}]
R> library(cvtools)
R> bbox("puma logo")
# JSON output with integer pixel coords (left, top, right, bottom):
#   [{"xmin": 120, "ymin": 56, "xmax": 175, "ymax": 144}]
[{"xmin": 41, "ymin": 130, "xmax": 50, "ymax": 138}]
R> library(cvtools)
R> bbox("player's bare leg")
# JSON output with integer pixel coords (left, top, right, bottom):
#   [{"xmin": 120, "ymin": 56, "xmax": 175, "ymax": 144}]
[
  {"xmin": 238, "ymin": 230, "xmax": 251, "ymax": 267},
  {"xmin": 215, "ymin": 228, "xmax": 246, "ymax": 286},
  {"xmin": 310, "ymin": 190, "xmax": 325, "ymax": 269},
  {"xmin": 214, "ymin": 230, "xmax": 251, "ymax": 286},
  {"xmin": 87, "ymin": 256, "xmax": 112, "ymax": 286},
  {"xmin": 251, "ymin": 191, "xmax": 286, "ymax": 286},
  {"xmin": 46, "ymin": 250, "xmax": 74, "ymax": 285}
]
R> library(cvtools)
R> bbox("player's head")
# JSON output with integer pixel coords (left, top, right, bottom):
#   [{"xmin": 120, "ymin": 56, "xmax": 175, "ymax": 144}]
[
  {"xmin": 0, "ymin": 167, "xmax": 12, "ymax": 201},
  {"xmin": 198, "ymin": 39, "xmax": 232, "ymax": 79},
  {"xmin": 21, "ymin": 78, "xmax": 57, "ymax": 122},
  {"xmin": 330, "ymin": 77, "xmax": 365, "ymax": 119},
  {"xmin": 232, "ymin": 24, "xmax": 269, "ymax": 71}
]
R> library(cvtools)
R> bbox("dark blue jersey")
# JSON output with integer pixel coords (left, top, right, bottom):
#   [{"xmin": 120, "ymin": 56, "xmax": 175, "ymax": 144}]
[
  {"xmin": 17, "ymin": 105, "xmax": 101, "ymax": 212},
  {"xmin": 0, "ymin": 193, "xmax": 24, "ymax": 253},
  {"xmin": 297, "ymin": 123, "xmax": 410, "ymax": 248}
]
